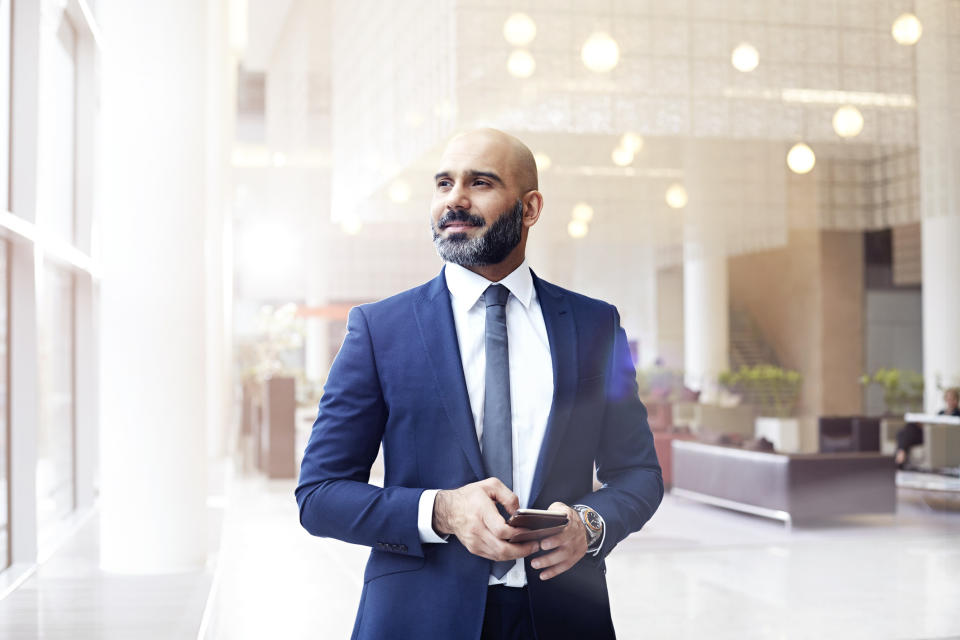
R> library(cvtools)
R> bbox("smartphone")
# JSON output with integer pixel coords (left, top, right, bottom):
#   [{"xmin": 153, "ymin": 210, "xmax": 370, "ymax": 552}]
[{"xmin": 506, "ymin": 508, "xmax": 568, "ymax": 543}]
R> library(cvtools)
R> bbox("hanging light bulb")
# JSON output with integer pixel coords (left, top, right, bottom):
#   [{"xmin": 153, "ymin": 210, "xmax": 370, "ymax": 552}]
[
  {"xmin": 572, "ymin": 202, "xmax": 594, "ymax": 223},
  {"xmin": 568, "ymin": 219, "xmax": 589, "ymax": 238},
  {"xmin": 581, "ymin": 32, "xmax": 620, "ymax": 73},
  {"xmin": 891, "ymin": 13, "xmax": 922, "ymax": 45},
  {"xmin": 731, "ymin": 42, "xmax": 760, "ymax": 72},
  {"xmin": 611, "ymin": 146, "xmax": 634, "ymax": 167},
  {"xmin": 340, "ymin": 218, "xmax": 363, "ymax": 235},
  {"xmin": 619, "ymin": 132, "xmax": 643, "ymax": 154},
  {"xmin": 388, "ymin": 180, "xmax": 411, "ymax": 203},
  {"xmin": 503, "ymin": 13, "xmax": 536, "ymax": 46},
  {"xmin": 507, "ymin": 50, "xmax": 536, "ymax": 78},
  {"xmin": 665, "ymin": 184, "xmax": 688, "ymax": 209},
  {"xmin": 534, "ymin": 152, "xmax": 552, "ymax": 172},
  {"xmin": 832, "ymin": 105, "xmax": 864, "ymax": 138},
  {"xmin": 787, "ymin": 142, "xmax": 816, "ymax": 174}
]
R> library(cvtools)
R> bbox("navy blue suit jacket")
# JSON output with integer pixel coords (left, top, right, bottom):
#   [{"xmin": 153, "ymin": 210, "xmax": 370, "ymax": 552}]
[{"xmin": 296, "ymin": 268, "xmax": 662, "ymax": 639}]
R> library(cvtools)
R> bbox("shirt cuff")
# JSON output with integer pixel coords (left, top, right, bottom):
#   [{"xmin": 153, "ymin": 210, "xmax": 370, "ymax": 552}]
[
  {"xmin": 418, "ymin": 489, "xmax": 449, "ymax": 544},
  {"xmin": 574, "ymin": 504, "xmax": 606, "ymax": 556}
]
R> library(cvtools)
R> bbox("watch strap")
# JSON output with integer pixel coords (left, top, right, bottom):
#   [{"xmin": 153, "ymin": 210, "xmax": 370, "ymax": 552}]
[{"xmin": 573, "ymin": 504, "xmax": 605, "ymax": 554}]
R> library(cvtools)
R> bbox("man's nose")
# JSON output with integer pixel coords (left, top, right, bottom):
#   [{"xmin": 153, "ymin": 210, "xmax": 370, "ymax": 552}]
[{"xmin": 444, "ymin": 182, "xmax": 470, "ymax": 211}]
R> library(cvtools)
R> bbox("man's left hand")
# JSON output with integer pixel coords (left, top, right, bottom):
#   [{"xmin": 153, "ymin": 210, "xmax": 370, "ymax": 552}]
[{"xmin": 529, "ymin": 502, "xmax": 588, "ymax": 581}]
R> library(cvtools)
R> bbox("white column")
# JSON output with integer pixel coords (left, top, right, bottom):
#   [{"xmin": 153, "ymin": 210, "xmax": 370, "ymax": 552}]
[
  {"xmin": 97, "ymin": 0, "xmax": 209, "ymax": 573},
  {"xmin": 916, "ymin": 0, "xmax": 960, "ymax": 411},
  {"xmin": 681, "ymin": 137, "xmax": 730, "ymax": 396},
  {"xmin": 921, "ymin": 218, "xmax": 960, "ymax": 411},
  {"xmin": 683, "ymin": 244, "xmax": 729, "ymax": 396},
  {"xmin": 655, "ymin": 265, "xmax": 684, "ymax": 370}
]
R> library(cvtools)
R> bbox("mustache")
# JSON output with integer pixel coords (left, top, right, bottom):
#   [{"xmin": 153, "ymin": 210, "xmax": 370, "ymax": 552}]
[{"xmin": 438, "ymin": 209, "xmax": 485, "ymax": 229}]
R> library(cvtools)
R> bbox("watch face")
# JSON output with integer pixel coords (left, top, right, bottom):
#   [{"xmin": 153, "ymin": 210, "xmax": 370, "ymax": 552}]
[{"xmin": 583, "ymin": 509, "xmax": 602, "ymax": 532}]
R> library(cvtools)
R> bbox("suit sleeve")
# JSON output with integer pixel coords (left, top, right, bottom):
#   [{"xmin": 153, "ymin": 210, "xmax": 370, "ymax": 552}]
[
  {"xmin": 576, "ymin": 306, "xmax": 663, "ymax": 562},
  {"xmin": 295, "ymin": 306, "xmax": 425, "ymax": 558}
]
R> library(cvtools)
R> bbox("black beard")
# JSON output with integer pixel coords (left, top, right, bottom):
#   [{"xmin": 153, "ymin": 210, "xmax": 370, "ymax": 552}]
[{"xmin": 432, "ymin": 199, "xmax": 523, "ymax": 267}]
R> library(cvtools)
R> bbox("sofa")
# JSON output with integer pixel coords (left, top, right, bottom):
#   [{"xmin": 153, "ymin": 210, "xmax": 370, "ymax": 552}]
[{"xmin": 671, "ymin": 440, "xmax": 896, "ymax": 526}]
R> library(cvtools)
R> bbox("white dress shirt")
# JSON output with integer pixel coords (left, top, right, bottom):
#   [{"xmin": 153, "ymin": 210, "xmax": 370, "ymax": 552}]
[{"xmin": 416, "ymin": 259, "xmax": 554, "ymax": 586}]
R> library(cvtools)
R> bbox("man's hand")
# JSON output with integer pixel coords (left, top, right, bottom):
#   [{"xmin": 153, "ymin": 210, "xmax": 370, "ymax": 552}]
[
  {"xmin": 433, "ymin": 478, "xmax": 540, "ymax": 562},
  {"xmin": 530, "ymin": 502, "xmax": 588, "ymax": 581}
]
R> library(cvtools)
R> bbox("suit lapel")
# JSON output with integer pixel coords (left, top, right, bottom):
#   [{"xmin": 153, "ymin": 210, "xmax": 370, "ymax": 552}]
[
  {"xmin": 413, "ymin": 268, "xmax": 486, "ymax": 481},
  {"xmin": 529, "ymin": 272, "xmax": 578, "ymax": 507}
]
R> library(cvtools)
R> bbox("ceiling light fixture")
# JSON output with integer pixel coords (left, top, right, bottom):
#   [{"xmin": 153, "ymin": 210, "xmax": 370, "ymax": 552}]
[
  {"xmin": 891, "ymin": 13, "xmax": 922, "ymax": 45},
  {"xmin": 620, "ymin": 132, "xmax": 643, "ymax": 154},
  {"xmin": 611, "ymin": 146, "xmax": 634, "ymax": 167},
  {"xmin": 568, "ymin": 219, "xmax": 589, "ymax": 238},
  {"xmin": 572, "ymin": 202, "xmax": 594, "ymax": 223},
  {"xmin": 503, "ymin": 13, "xmax": 537, "ymax": 47},
  {"xmin": 731, "ymin": 42, "xmax": 759, "ymax": 72},
  {"xmin": 665, "ymin": 184, "xmax": 688, "ymax": 209},
  {"xmin": 581, "ymin": 32, "xmax": 620, "ymax": 73},
  {"xmin": 787, "ymin": 142, "xmax": 816, "ymax": 174},
  {"xmin": 832, "ymin": 105, "xmax": 864, "ymax": 138},
  {"xmin": 507, "ymin": 50, "xmax": 536, "ymax": 78}
]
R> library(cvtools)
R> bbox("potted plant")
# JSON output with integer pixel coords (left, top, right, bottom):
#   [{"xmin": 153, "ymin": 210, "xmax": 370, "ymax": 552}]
[
  {"xmin": 720, "ymin": 365, "xmax": 803, "ymax": 452},
  {"xmin": 859, "ymin": 368, "xmax": 924, "ymax": 415},
  {"xmin": 860, "ymin": 367, "xmax": 924, "ymax": 455}
]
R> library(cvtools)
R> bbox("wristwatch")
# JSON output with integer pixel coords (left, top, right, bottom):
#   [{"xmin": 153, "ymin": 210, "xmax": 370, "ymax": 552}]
[{"xmin": 572, "ymin": 505, "xmax": 604, "ymax": 552}]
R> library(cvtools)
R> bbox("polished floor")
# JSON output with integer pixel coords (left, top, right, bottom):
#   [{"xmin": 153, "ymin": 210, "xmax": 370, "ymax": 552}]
[{"xmin": 2, "ymin": 462, "xmax": 959, "ymax": 639}]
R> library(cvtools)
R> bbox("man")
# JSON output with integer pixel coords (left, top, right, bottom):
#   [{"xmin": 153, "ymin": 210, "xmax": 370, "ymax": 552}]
[{"xmin": 296, "ymin": 129, "xmax": 662, "ymax": 639}]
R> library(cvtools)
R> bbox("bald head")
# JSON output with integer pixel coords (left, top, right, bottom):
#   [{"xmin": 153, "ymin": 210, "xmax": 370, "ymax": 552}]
[{"xmin": 441, "ymin": 128, "xmax": 538, "ymax": 193}]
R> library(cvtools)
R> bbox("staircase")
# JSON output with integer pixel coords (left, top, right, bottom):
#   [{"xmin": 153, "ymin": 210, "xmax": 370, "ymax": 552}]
[{"xmin": 728, "ymin": 308, "xmax": 780, "ymax": 370}]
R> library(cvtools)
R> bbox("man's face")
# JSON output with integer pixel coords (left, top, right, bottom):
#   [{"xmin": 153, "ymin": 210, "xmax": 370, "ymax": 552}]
[
  {"xmin": 946, "ymin": 390, "xmax": 959, "ymax": 410},
  {"xmin": 430, "ymin": 134, "xmax": 526, "ymax": 266}
]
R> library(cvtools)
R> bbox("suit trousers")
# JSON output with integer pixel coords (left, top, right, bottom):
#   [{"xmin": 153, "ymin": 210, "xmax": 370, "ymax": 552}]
[{"xmin": 481, "ymin": 586, "xmax": 536, "ymax": 640}]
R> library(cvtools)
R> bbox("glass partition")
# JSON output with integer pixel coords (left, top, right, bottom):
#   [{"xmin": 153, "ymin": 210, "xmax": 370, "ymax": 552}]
[
  {"xmin": 36, "ymin": 264, "xmax": 76, "ymax": 537},
  {"xmin": 0, "ymin": 241, "xmax": 8, "ymax": 570}
]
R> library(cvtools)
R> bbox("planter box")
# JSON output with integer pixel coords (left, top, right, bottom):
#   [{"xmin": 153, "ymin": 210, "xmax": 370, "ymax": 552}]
[
  {"xmin": 672, "ymin": 402, "xmax": 755, "ymax": 438},
  {"xmin": 261, "ymin": 376, "xmax": 297, "ymax": 479}
]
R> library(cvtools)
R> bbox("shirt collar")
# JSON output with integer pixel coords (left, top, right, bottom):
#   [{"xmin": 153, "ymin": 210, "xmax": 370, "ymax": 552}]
[{"xmin": 444, "ymin": 259, "xmax": 535, "ymax": 313}]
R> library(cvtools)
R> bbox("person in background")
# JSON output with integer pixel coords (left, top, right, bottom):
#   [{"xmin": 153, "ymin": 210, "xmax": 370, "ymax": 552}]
[{"xmin": 894, "ymin": 387, "xmax": 960, "ymax": 468}]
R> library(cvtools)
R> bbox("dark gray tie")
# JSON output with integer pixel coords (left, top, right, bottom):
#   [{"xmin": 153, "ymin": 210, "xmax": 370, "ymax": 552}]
[{"xmin": 482, "ymin": 284, "xmax": 514, "ymax": 579}]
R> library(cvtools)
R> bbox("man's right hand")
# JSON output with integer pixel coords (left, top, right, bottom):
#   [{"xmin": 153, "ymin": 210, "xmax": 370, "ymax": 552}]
[{"xmin": 432, "ymin": 478, "xmax": 540, "ymax": 562}]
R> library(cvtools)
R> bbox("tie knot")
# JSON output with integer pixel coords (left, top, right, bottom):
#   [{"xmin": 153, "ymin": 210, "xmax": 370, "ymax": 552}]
[{"xmin": 483, "ymin": 284, "xmax": 510, "ymax": 308}]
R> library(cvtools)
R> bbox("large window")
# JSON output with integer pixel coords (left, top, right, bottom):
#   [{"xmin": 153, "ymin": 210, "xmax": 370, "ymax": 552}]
[
  {"xmin": 0, "ymin": 0, "xmax": 10, "ymax": 212},
  {"xmin": 36, "ymin": 265, "xmax": 76, "ymax": 538},
  {"xmin": 1, "ymin": 0, "xmax": 98, "ymax": 572},
  {"xmin": 0, "ymin": 241, "xmax": 8, "ymax": 571},
  {"xmin": 37, "ymin": 13, "xmax": 77, "ymax": 242},
  {"xmin": 0, "ymin": 0, "xmax": 10, "ymax": 573}
]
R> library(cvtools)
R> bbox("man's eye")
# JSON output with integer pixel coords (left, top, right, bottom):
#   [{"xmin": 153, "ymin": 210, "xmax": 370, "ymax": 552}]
[
  {"xmin": 473, "ymin": 180, "xmax": 490, "ymax": 187},
  {"xmin": 436, "ymin": 180, "xmax": 452, "ymax": 188}
]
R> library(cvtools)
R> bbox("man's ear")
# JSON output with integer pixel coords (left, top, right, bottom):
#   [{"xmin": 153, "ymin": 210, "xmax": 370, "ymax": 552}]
[{"xmin": 522, "ymin": 191, "xmax": 544, "ymax": 228}]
